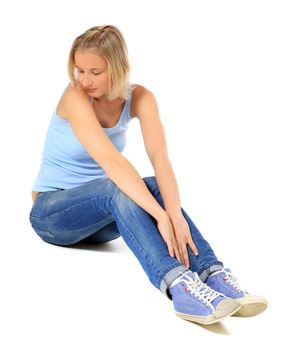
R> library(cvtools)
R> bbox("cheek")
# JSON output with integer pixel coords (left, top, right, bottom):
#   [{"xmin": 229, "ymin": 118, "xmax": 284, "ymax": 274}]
[
  {"xmin": 98, "ymin": 75, "xmax": 110, "ymax": 86},
  {"xmin": 101, "ymin": 74, "xmax": 109, "ymax": 81}
]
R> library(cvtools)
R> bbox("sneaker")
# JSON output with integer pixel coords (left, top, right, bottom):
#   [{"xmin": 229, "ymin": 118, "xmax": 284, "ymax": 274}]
[
  {"xmin": 169, "ymin": 270, "xmax": 241, "ymax": 325},
  {"xmin": 206, "ymin": 268, "xmax": 268, "ymax": 317}
]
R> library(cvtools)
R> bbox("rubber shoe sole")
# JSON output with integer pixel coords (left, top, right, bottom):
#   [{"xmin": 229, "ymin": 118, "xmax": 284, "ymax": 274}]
[
  {"xmin": 232, "ymin": 295, "xmax": 268, "ymax": 317},
  {"xmin": 175, "ymin": 299, "xmax": 241, "ymax": 325}
]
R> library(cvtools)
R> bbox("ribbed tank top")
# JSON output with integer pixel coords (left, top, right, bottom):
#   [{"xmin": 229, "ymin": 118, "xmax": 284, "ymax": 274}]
[{"xmin": 32, "ymin": 84, "xmax": 134, "ymax": 192}]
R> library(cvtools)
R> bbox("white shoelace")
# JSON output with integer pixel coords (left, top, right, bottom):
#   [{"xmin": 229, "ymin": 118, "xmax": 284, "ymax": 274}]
[
  {"xmin": 179, "ymin": 271, "xmax": 223, "ymax": 312},
  {"xmin": 214, "ymin": 268, "xmax": 246, "ymax": 294}
]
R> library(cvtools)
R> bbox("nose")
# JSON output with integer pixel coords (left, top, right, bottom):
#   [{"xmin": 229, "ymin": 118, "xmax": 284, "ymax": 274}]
[
  {"xmin": 79, "ymin": 74, "xmax": 93, "ymax": 89},
  {"xmin": 83, "ymin": 80, "xmax": 93, "ymax": 89}
]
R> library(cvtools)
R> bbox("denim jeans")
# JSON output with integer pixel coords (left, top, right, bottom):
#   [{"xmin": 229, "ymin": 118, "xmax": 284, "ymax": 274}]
[{"xmin": 29, "ymin": 176, "xmax": 223, "ymax": 299}]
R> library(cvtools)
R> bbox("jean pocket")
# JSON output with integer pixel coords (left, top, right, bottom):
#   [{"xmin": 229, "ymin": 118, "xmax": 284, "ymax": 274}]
[{"xmin": 30, "ymin": 189, "xmax": 64, "ymax": 218}]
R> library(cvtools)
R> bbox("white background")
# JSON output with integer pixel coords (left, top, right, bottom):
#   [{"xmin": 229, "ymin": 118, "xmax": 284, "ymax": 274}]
[{"xmin": 1, "ymin": 0, "xmax": 307, "ymax": 349}]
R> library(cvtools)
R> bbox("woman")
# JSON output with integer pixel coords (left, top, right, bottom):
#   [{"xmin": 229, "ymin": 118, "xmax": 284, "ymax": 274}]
[{"xmin": 29, "ymin": 25, "xmax": 267, "ymax": 325}]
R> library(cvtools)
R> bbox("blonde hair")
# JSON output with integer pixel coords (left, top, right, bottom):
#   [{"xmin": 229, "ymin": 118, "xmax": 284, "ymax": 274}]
[{"xmin": 68, "ymin": 25, "xmax": 130, "ymax": 101}]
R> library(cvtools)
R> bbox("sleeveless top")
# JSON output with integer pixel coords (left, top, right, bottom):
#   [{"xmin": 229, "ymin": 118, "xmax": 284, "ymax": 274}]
[{"xmin": 31, "ymin": 84, "xmax": 134, "ymax": 192}]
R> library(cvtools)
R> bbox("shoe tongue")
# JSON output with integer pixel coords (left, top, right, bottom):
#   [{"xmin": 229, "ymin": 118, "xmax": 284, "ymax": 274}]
[
  {"xmin": 180, "ymin": 270, "xmax": 196, "ymax": 283},
  {"xmin": 222, "ymin": 268, "xmax": 236, "ymax": 283},
  {"xmin": 216, "ymin": 268, "xmax": 232, "ymax": 279}
]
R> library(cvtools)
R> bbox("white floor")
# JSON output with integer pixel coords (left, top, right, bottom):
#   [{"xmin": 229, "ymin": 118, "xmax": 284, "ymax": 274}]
[{"xmin": 2, "ymin": 213, "xmax": 305, "ymax": 350}]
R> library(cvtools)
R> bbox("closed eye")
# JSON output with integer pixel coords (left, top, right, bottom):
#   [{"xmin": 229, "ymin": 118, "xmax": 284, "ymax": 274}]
[{"xmin": 77, "ymin": 70, "xmax": 101, "ymax": 76}]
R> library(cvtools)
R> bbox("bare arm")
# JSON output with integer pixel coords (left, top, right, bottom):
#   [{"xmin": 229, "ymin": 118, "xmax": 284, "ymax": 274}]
[
  {"xmin": 134, "ymin": 86, "xmax": 183, "ymax": 219},
  {"xmin": 107, "ymin": 156, "xmax": 166, "ymax": 220},
  {"xmin": 63, "ymin": 85, "xmax": 166, "ymax": 221},
  {"xmin": 135, "ymin": 85, "xmax": 199, "ymax": 267}
]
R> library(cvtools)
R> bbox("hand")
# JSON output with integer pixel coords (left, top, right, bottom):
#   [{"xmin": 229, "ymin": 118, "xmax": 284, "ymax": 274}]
[
  {"xmin": 170, "ymin": 214, "xmax": 199, "ymax": 269},
  {"xmin": 156, "ymin": 213, "xmax": 182, "ymax": 263}
]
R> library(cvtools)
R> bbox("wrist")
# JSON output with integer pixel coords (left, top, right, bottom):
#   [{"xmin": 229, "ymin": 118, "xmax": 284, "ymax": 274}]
[
  {"xmin": 153, "ymin": 206, "xmax": 168, "ymax": 222},
  {"xmin": 167, "ymin": 209, "xmax": 184, "ymax": 223}
]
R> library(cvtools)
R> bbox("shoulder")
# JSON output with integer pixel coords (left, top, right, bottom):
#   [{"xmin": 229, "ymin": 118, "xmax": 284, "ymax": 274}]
[
  {"xmin": 131, "ymin": 84, "xmax": 157, "ymax": 118},
  {"xmin": 62, "ymin": 83, "xmax": 89, "ymax": 102},
  {"xmin": 131, "ymin": 83, "xmax": 155, "ymax": 100},
  {"xmin": 56, "ymin": 83, "xmax": 90, "ymax": 119}
]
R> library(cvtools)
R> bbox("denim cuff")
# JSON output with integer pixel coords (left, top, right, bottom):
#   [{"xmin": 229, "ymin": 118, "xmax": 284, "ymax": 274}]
[
  {"xmin": 199, "ymin": 264, "xmax": 224, "ymax": 283},
  {"xmin": 159, "ymin": 265, "xmax": 189, "ymax": 300}
]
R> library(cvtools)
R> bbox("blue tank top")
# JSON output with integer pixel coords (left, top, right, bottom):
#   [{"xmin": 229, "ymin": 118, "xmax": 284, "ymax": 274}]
[{"xmin": 32, "ymin": 84, "xmax": 134, "ymax": 192}]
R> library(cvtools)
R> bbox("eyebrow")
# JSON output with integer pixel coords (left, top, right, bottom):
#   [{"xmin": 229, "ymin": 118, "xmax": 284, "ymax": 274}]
[{"xmin": 75, "ymin": 65, "xmax": 103, "ymax": 70}]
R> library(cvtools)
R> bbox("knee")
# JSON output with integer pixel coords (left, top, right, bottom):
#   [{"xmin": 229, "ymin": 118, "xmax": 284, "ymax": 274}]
[
  {"xmin": 111, "ymin": 176, "xmax": 160, "ymax": 211},
  {"xmin": 111, "ymin": 186, "xmax": 137, "ymax": 212}
]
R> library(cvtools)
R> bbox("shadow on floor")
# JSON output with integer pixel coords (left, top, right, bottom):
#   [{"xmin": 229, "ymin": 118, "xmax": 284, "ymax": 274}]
[
  {"xmin": 50, "ymin": 237, "xmax": 129, "ymax": 253},
  {"xmin": 190, "ymin": 320, "xmax": 232, "ymax": 335}
]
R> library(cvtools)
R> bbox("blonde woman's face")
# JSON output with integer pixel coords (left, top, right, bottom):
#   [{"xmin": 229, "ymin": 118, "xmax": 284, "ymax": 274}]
[{"xmin": 74, "ymin": 49, "xmax": 109, "ymax": 96}]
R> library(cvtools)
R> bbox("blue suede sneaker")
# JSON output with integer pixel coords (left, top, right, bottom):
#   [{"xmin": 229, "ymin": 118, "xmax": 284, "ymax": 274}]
[
  {"xmin": 206, "ymin": 268, "xmax": 268, "ymax": 317},
  {"xmin": 169, "ymin": 270, "xmax": 241, "ymax": 325}
]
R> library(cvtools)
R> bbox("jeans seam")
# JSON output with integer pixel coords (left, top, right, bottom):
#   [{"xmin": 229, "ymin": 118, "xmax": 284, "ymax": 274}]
[
  {"xmin": 112, "ymin": 204, "xmax": 165, "ymax": 279},
  {"xmin": 29, "ymin": 194, "xmax": 113, "ymax": 220},
  {"xmin": 32, "ymin": 227, "xmax": 56, "ymax": 238},
  {"xmin": 31, "ymin": 216, "xmax": 117, "ymax": 243}
]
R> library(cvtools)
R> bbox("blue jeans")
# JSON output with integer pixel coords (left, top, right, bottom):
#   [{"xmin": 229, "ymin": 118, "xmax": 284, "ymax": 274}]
[{"xmin": 29, "ymin": 176, "xmax": 223, "ymax": 299}]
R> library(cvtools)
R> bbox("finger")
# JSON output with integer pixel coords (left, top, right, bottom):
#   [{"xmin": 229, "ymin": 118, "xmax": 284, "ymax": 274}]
[
  {"xmin": 178, "ymin": 245, "xmax": 186, "ymax": 267},
  {"xmin": 174, "ymin": 240, "xmax": 183, "ymax": 264},
  {"xmin": 168, "ymin": 236, "xmax": 180, "ymax": 262},
  {"xmin": 166, "ymin": 241, "xmax": 174, "ymax": 258},
  {"xmin": 173, "ymin": 240, "xmax": 182, "ymax": 263},
  {"xmin": 175, "ymin": 247, "xmax": 182, "ymax": 264},
  {"xmin": 188, "ymin": 239, "xmax": 199, "ymax": 256},
  {"xmin": 181, "ymin": 244, "xmax": 190, "ymax": 269}
]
